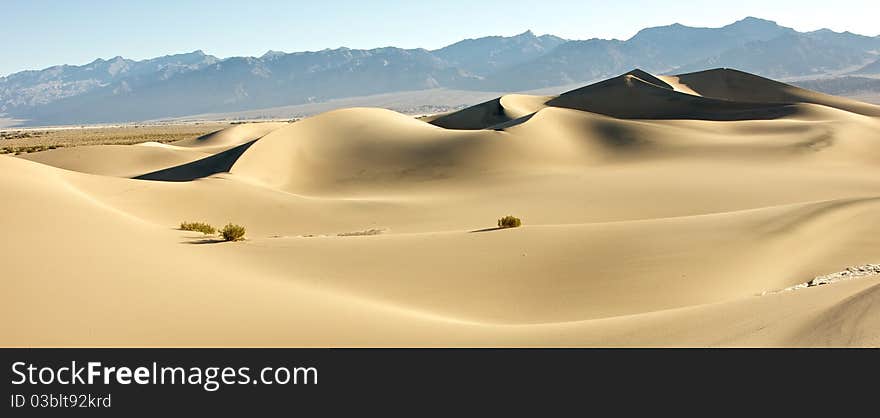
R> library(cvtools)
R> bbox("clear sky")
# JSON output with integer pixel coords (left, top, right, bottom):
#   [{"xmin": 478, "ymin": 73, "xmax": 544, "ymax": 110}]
[{"xmin": 2, "ymin": 0, "xmax": 878, "ymax": 76}]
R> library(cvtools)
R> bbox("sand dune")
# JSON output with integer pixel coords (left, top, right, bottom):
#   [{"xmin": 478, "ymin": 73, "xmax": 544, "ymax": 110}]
[
  {"xmin": 673, "ymin": 68, "xmax": 880, "ymax": 117},
  {"xmin": 546, "ymin": 73, "xmax": 803, "ymax": 120},
  {"xmin": 427, "ymin": 94, "xmax": 551, "ymax": 130},
  {"xmin": 2, "ymin": 68, "xmax": 880, "ymax": 347},
  {"xmin": 432, "ymin": 68, "xmax": 880, "ymax": 129},
  {"xmin": 19, "ymin": 144, "xmax": 211, "ymax": 177},
  {"xmin": 171, "ymin": 121, "xmax": 289, "ymax": 149}
]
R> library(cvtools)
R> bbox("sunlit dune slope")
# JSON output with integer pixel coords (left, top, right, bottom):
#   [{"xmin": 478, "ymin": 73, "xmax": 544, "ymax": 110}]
[
  {"xmin": 172, "ymin": 121, "xmax": 289, "ymax": 149},
  {"xmin": 18, "ymin": 144, "xmax": 211, "ymax": 177}
]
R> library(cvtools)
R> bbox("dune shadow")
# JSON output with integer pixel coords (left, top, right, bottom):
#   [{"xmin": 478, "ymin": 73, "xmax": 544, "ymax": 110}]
[
  {"xmin": 181, "ymin": 238, "xmax": 227, "ymax": 245},
  {"xmin": 429, "ymin": 98, "xmax": 512, "ymax": 130},
  {"xmin": 592, "ymin": 120, "xmax": 648, "ymax": 148},
  {"xmin": 756, "ymin": 197, "xmax": 880, "ymax": 237},
  {"xmin": 489, "ymin": 112, "xmax": 536, "ymax": 130},
  {"xmin": 133, "ymin": 139, "xmax": 257, "ymax": 182},
  {"xmin": 469, "ymin": 227, "xmax": 504, "ymax": 233},
  {"xmin": 546, "ymin": 72, "xmax": 803, "ymax": 121},
  {"xmin": 794, "ymin": 130, "xmax": 835, "ymax": 152}
]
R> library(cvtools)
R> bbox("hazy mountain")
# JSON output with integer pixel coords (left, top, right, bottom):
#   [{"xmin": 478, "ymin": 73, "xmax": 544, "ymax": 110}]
[
  {"xmin": 793, "ymin": 76, "xmax": 880, "ymax": 96},
  {"xmin": 852, "ymin": 57, "xmax": 880, "ymax": 74},
  {"xmin": 474, "ymin": 18, "xmax": 875, "ymax": 91},
  {"xmin": 468, "ymin": 39, "xmax": 658, "ymax": 90},
  {"xmin": 804, "ymin": 29, "xmax": 880, "ymax": 52},
  {"xmin": 0, "ymin": 51, "xmax": 218, "ymax": 113},
  {"xmin": 677, "ymin": 33, "xmax": 873, "ymax": 78},
  {"xmin": 23, "ymin": 48, "xmax": 477, "ymax": 124},
  {"xmin": 433, "ymin": 30, "xmax": 566, "ymax": 76},
  {"xmin": 3, "ymin": 17, "xmax": 880, "ymax": 125},
  {"xmin": 626, "ymin": 17, "xmax": 795, "ymax": 65}
]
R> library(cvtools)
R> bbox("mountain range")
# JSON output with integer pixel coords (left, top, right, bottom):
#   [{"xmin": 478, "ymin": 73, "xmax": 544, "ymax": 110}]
[{"xmin": 2, "ymin": 16, "xmax": 879, "ymax": 126}]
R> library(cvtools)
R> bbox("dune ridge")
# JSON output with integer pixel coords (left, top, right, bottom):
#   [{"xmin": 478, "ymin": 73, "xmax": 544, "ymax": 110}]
[
  {"xmin": 673, "ymin": 68, "xmax": 880, "ymax": 117},
  {"xmin": 430, "ymin": 68, "xmax": 880, "ymax": 130},
  {"xmin": 3, "ymin": 68, "xmax": 880, "ymax": 347}
]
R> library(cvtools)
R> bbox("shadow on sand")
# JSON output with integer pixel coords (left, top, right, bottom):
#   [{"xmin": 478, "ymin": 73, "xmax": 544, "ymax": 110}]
[
  {"xmin": 180, "ymin": 238, "xmax": 227, "ymax": 245},
  {"xmin": 134, "ymin": 139, "xmax": 257, "ymax": 182},
  {"xmin": 469, "ymin": 227, "xmax": 504, "ymax": 233}
]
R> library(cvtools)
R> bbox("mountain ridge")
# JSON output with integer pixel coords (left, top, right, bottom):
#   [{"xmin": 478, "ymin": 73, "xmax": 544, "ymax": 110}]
[{"xmin": 3, "ymin": 16, "xmax": 880, "ymax": 126}]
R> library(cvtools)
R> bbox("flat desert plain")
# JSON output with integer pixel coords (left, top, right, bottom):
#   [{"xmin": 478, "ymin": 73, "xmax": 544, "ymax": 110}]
[{"xmin": 2, "ymin": 68, "xmax": 880, "ymax": 347}]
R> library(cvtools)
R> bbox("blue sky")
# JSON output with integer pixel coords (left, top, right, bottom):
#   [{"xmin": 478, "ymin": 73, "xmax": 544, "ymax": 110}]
[{"xmin": 2, "ymin": 0, "xmax": 878, "ymax": 76}]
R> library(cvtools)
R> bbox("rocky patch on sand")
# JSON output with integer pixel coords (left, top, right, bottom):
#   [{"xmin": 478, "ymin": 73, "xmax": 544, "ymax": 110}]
[{"xmin": 770, "ymin": 264, "xmax": 880, "ymax": 294}]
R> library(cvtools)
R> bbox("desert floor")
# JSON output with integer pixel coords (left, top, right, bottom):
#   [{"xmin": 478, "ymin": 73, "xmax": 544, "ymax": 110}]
[
  {"xmin": 0, "ymin": 122, "xmax": 231, "ymax": 154},
  {"xmin": 2, "ymin": 68, "xmax": 879, "ymax": 347}
]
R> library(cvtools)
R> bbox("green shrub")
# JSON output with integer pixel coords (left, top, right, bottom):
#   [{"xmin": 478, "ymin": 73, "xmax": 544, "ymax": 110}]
[
  {"xmin": 180, "ymin": 221, "xmax": 216, "ymax": 235},
  {"xmin": 220, "ymin": 223, "xmax": 246, "ymax": 241},
  {"xmin": 497, "ymin": 215, "xmax": 522, "ymax": 229}
]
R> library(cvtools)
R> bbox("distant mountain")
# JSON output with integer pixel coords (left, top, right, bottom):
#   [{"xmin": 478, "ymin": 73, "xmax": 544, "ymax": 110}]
[
  {"xmin": 626, "ymin": 17, "xmax": 796, "ymax": 66},
  {"xmin": 21, "ymin": 48, "xmax": 477, "ymax": 124},
  {"xmin": 677, "ymin": 33, "xmax": 872, "ymax": 78},
  {"xmin": 470, "ymin": 39, "xmax": 658, "ymax": 90},
  {"xmin": 793, "ymin": 76, "xmax": 880, "ymax": 96},
  {"xmin": 474, "ymin": 17, "xmax": 875, "ymax": 91},
  {"xmin": 852, "ymin": 57, "xmax": 880, "ymax": 74},
  {"xmin": 804, "ymin": 29, "xmax": 880, "ymax": 52},
  {"xmin": 0, "ymin": 51, "xmax": 218, "ymax": 113},
  {"xmin": 433, "ymin": 30, "xmax": 566, "ymax": 76},
  {"xmin": 3, "ymin": 17, "xmax": 879, "ymax": 125}
]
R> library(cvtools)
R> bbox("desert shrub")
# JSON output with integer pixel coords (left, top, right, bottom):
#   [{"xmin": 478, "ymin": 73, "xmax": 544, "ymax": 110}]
[
  {"xmin": 220, "ymin": 223, "xmax": 246, "ymax": 241},
  {"xmin": 337, "ymin": 228, "xmax": 385, "ymax": 237},
  {"xmin": 497, "ymin": 215, "xmax": 522, "ymax": 229},
  {"xmin": 180, "ymin": 221, "xmax": 216, "ymax": 235}
]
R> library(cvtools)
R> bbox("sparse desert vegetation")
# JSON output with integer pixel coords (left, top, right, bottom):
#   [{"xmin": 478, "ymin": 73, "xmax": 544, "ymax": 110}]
[
  {"xmin": 180, "ymin": 221, "xmax": 246, "ymax": 241},
  {"xmin": 338, "ymin": 228, "xmax": 385, "ymax": 237},
  {"xmin": 0, "ymin": 123, "xmax": 230, "ymax": 153},
  {"xmin": 179, "ymin": 221, "xmax": 217, "ymax": 235},
  {"xmin": 0, "ymin": 145, "xmax": 60, "ymax": 154},
  {"xmin": 497, "ymin": 215, "xmax": 522, "ymax": 229},
  {"xmin": 0, "ymin": 131, "xmax": 38, "ymax": 140},
  {"xmin": 220, "ymin": 223, "xmax": 247, "ymax": 241}
]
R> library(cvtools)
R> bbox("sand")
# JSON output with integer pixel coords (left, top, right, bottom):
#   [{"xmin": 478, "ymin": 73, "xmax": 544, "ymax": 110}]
[{"xmin": 2, "ymin": 68, "xmax": 879, "ymax": 347}]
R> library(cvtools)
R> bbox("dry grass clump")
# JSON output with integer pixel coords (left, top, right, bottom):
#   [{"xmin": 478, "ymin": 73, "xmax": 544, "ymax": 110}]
[
  {"xmin": 497, "ymin": 215, "xmax": 522, "ymax": 229},
  {"xmin": 178, "ymin": 221, "xmax": 246, "ymax": 242},
  {"xmin": 338, "ymin": 228, "xmax": 384, "ymax": 237},
  {"xmin": 0, "ymin": 123, "xmax": 228, "ymax": 149},
  {"xmin": 0, "ymin": 145, "xmax": 59, "ymax": 154},
  {"xmin": 220, "ymin": 223, "xmax": 246, "ymax": 241},
  {"xmin": 180, "ymin": 221, "xmax": 216, "ymax": 235}
]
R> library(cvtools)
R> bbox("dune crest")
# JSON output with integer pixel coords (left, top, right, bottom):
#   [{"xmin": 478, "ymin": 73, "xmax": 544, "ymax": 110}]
[
  {"xmin": 673, "ymin": 68, "xmax": 880, "ymax": 117},
  {"xmin": 432, "ymin": 68, "xmax": 880, "ymax": 130}
]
